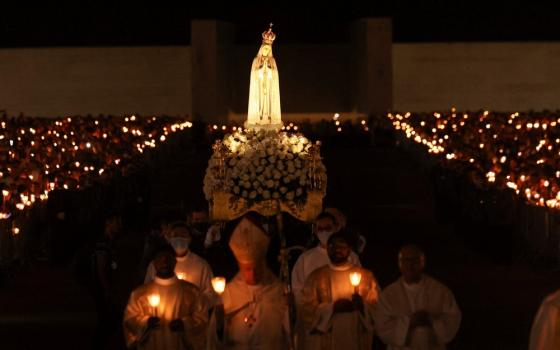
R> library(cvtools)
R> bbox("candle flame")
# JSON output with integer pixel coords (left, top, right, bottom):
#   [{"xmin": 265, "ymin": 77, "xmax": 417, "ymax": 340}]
[
  {"xmin": 148, "ymin": 294, "xmax": 160, "ymax": 308},
  {"xmin": 349, "ymin": 271, "xmax": 362, "ymax": 287},
  {"xmin": 212, "ymin": 277, "xmax": 226, "ymax": 295}
]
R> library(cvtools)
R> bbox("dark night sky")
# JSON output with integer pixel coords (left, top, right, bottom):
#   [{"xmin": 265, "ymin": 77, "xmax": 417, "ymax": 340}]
[{"xmin": 0, "ymin": 2, "xmax": 559, "ymax": 47}]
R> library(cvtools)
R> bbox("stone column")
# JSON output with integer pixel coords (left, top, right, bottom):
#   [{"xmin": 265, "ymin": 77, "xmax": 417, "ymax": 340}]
[
  {"xmin": 191, "ymin": 20, "xmax": 234, "ymax": 124},
  {"xmin": 350, "ymin": 18, "xmax": 393, "ymax": 117}
]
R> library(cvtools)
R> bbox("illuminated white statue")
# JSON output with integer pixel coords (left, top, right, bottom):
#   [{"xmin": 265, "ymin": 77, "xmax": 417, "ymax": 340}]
[{"xmin": 246, "ymin": 24, "xmax": 282, "ymax": 131}]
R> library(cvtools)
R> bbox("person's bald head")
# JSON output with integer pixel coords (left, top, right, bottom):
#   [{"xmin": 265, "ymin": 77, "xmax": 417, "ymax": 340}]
[{"xmin": 398, "ymin": 244, "xmax": 426, "ymax": 284}]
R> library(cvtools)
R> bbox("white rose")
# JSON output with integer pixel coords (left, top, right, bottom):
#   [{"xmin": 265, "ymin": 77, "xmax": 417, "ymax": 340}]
[
  {"xmin": 266, "ymin": 179, "xmax": 275, "ymax": 188},
  {"xmin": 252, "ymin": 181, "xmax": 261, "ymax": 188},
  {"xmin": 296, "ymin": 188, "xmax": 303, "ymax": 196},
  {"xmin": 257, "ymin": 175, "xmax": 265, "ymax": 183},
  {"xmin": 263, "ymin": 190, "xmax": 271, "ymax": 199},
  {"xmin": 286, "ymin": 191, "xmax": 295, "ymax": 201},
  {"xmin": 286, "ymin": 153, "xmax": 294, "ymax": 160},
  {"xmin": 273, "ymin": 171, "xmax": 282, "ymax": 180},
  {"xmin": 229, "ymin": 158, "xmax": 237, "ymax": 166},
  {"xmin": 241, "ymin": 190, "xmax": 248, "ymax": 198},
  {"xmin": 249, "ymin": 191, "xmax": 257, "ymax": 199},
  {"xmin": 243, "ymin": 181, "xmax": 251, "ymax": 189},
  {"xmin": 233, "ymin": 186, "xmax": 240, "ymax": 194},
  {"xmin": 268, "ymin": 156, "xmax": 276, "ymax": 163},
  {"xmin": 272, "ymin": 192, "xmax": 280, "ymax": 199},
  {"xmin": 280, "ymin": 186, "xmax": 288, "ymax": 194}
]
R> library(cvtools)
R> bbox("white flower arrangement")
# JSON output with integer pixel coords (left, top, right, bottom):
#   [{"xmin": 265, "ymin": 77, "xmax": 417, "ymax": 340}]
[{"xmin": 204, "ymin": 129, "xmax": 327, "ymax": 206}]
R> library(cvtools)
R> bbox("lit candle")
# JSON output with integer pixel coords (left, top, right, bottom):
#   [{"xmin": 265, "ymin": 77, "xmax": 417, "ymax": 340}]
[
  {"xmin": 148, "ymin": 294, "xmax": 161, "ymax": 317},
  {"xmin": 212, "ymin": 277, "xmax": 226, "ymax": 295},
  {"xmin": 176, "ymin": 272, "xmax": 186, "ymax": 280},
  {"xmin": 349, "ymin": 271, "xmax": 362, "ymax": 294}
]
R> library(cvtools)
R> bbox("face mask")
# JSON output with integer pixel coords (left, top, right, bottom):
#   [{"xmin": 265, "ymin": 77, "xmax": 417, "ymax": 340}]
[
  {"xmin": 168, "ymin": 237, "xmax": 191, "ymax": 255},
  {"xmin": 317, "ymin": 230, "xmax": 334, "ymax": 246}
]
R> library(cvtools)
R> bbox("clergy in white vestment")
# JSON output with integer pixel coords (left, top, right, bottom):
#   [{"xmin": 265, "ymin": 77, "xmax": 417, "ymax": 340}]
[
  {"xmin": 373, "ymin": 245, "xmax": 461, "ymax": 350},
  {"xmin": 144, "ymin": 222, "xmax": 215, "ymax": 305},
  {"xmin": 291, "ymin": 212, "xmax": 361, "ymax": 299},
  {"xmin": 124, "ymin": 243, "xmax": 208, "ymax": 350},
  {"xmin": 299, "ymin": 232, "xmax": 379, "ymax": 350},
  {"xmin": 208, "ymin": 214, "xmax": 291, "ymax": 350},
  {"xmin": 529, "ymin": 288, "xmax": 560, "ymax": 349}
]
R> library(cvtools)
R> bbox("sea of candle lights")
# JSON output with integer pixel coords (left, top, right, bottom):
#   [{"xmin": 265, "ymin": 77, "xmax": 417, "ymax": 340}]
[
  {"xmin": 388, "ymin": 109, "xmax": 560, "ymax": 209},
  {"xmin": 0, "ymin": 114, "xmax": 192, "ymax": 221},
  {"xmin": 206, "ymin": 113, "xmax": 371, "ymax": 135}
]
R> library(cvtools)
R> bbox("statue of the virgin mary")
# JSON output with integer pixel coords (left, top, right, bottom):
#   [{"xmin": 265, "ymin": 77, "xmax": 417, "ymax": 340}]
[{"xmin": 246, "ymin": 24, "xmax": 282, "ymax": 130}]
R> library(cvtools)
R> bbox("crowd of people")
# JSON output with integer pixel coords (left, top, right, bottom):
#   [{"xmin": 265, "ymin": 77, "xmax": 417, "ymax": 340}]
[
  {"xmin": 99, "ymin": 207, "xmax": 462, "ymax": 350},
  {"xmin": 0, "ymin": 113, "xmax": 192, "ymax": 266},
  {"xmin": 7, "ymin": 111, "xmax": 560, "ymax": 348},
  {"xmin": 389, "ymin": 110, "xmax": 560, "ymax": 209},
  {"xmin": 390, "ymin": 110, "xmax": 560, "ymax": 266}
]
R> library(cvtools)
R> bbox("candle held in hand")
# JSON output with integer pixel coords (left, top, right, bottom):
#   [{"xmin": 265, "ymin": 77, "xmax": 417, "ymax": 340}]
[
  {"xmin": 349, "ymin": 271, "xmax": 362, "ymax": 293},
  {"xmin": 148, "ymin": 294, "xmax": 160, "ymax": 317}
]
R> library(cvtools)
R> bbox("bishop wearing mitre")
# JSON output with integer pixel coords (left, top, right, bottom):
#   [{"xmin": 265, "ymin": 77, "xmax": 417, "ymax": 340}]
[{"xmin": 207, "ymin": 213, "xmax": 291, "ymax": 349}]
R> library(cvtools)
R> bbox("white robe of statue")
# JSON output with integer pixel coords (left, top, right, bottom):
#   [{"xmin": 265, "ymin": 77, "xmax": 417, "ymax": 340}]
[
  {"xmin": 123, "ymin": 276, "xmax": 208, "ymax": 350},
  {"xmin": 145, "ymin": 252, "xmax": 215, "ymax": 304},
  {"xmin": 529, "ymin": 289, "xmax": 560, "ymax": 350},
  {"xmin": 299, "ymin": 263, "xmax": 379, "ymax": 350},
  {"xmin": 373, "ymin": 275, "xmax": 461, "ymax": 350},
  {"xmin": 291, "ymin": 245, "xmax": 361, "ymax": 299},
  {"xmin": 207, "ymin": 269, "xmax": 291, "ymax": 350},
  {"xmin": 247, "ymin": 44, "xmax": 282, "ymax": 129}
]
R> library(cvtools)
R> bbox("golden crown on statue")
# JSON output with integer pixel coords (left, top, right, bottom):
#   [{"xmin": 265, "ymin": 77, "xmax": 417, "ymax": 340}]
[{"xmin": 262, "ymin": 24, "xmax": 276, "ymax": 45}]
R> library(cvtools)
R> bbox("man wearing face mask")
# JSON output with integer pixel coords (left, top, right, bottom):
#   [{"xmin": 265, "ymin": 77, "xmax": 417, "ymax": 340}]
[
  {"xmin": 291, "ymin": 212, "xmax": 361, "ymax": 299},
  {"xmin": 144, "ymin": 222, "xmax": 215, "ymax": 305}
]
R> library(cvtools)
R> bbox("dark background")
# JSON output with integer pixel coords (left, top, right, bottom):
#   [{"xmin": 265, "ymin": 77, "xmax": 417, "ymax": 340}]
[{"xmin": 0, "ymin": 2, "xmax": 559, "ymax": 47}]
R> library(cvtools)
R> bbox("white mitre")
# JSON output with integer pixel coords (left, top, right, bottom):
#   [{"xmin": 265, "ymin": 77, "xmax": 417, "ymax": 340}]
[{"xmin": 229, "ymin": 216, "xmax": 270, "ymax": 264}]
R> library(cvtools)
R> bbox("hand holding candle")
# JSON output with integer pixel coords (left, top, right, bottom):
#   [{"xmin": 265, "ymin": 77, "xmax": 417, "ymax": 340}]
[{"xmin": 148, "ymin": 294, "xmax": 160, "ymax": 317}]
